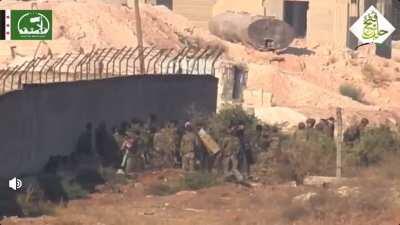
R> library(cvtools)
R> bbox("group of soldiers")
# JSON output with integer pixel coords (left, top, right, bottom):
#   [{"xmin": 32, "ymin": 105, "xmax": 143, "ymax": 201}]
[
  {"xmin": 295, "ymin": 116, "xmax": 370, "ymax": 145},
  {"xmin": 73, "ymin": 114, "xmax": 284, "ymax": 183},
  {"xmin": 108, "ymin": 118, "xmax": 258, "ymax": 182},
  {"xmin": 71, "ymin": 114, "xmax": 370, "ymax": 183}
]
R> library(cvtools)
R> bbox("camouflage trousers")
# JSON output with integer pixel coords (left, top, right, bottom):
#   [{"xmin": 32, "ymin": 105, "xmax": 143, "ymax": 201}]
[
  {"xmin": 122, "ymin": 152, "xmax": 143, "ymax": 173},
  {"xmin": 182, "ymin": 152, "xmax": 195, "ymax": 172},
  {"xmin": 223, "ymin": 154, "xmax": 243, "ymax": 182}
]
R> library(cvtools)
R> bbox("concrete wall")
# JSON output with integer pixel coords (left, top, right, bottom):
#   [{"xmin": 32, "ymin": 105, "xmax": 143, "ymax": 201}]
[
  {"xmin": 265, "ymin": 0, "xmax": 284, "ymax": 20},
  {"xmin": 307, "ymin": 0, "xmax": 349, "ymax": 48},
  {"xmin": 213, "ymin": 0, "xmax": 265, "ymax": 16},
  {"xmin": 173, "ymin": 0, "xmax": 216, "ymax": 29},
  {"xmin": 0, "ymin": 75, "xmax": 218, "ymax": 178}
]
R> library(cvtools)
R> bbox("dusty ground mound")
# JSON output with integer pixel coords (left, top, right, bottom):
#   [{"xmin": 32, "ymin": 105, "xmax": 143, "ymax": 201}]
[
  {"xmin": 0, "ymin": 0, "xmax": 201, "ymax": 65},
  {"xmin": 2, "ymin": 169, "xmax": 399, "ymax": 225}
]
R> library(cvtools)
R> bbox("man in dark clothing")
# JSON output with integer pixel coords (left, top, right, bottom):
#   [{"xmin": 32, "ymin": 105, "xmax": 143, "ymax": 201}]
[
  {"xmin": 306, "ymin": 118, "xmax": 316, "ymax": 129},
  {"xmin": 76, "ymin": 122, "xmax": 93, "ymax": 155},
  {"xmin": 236, "ymin": 124, "xmax": 253, "ymax": 180},
  {"xmin": 344, "ymin": 118, "xmax": 369, "ymax": 146}
]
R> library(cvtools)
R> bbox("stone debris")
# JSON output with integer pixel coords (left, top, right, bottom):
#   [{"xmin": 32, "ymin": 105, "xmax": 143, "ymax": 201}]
[{"xmin": 336, "ymin": 186, "xmax": 360, "ymax": 198}]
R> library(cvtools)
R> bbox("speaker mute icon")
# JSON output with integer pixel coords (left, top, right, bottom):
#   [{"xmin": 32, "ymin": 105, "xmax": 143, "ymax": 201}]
[{"xmin": 9, "ymin": 177, "xmax": 22, "ymax": 191}]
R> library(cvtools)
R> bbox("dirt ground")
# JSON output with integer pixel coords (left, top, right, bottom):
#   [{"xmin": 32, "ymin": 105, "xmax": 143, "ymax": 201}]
[{"xmin": 1, "ymin": 169, "xmax": 399, "ymax": 225}]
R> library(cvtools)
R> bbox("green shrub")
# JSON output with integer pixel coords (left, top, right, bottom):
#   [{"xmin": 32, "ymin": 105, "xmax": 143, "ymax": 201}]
[
  {"xmin": 339, "ymin": 84, "xmax": 363, "ymax": 102},
  {"xmin": 75, "ymin": 169, "xmax": 105, "ymax": 192},
  {"xmin": 207, "ymin": 104, "xmax": 260, "ymax": 143},
  {"xmin": 145, "ymin": 183, "xmax": 180, "ymax": 196},
  {"xmin": 16, "ymin": 185, "xmax": 56, "ymax": 217},
  {"xmin": 279, "ymin": 130, "xmax": 337, "ymax": 184},
  {"xmin": 215, "ymin": 104, "xmax": 258, "ymax": 128},
  {"xmin": 37, "ymin": 174, "xmax": 89, "ymax": 202},
  {"xmin": 181, "ymin": 172, "xmax": 220, "ymax": 190},
  {"xmin": 350, "ymin": 125, "xmax": 400, "ymax": 166},
  {"xmin": 61, "ymin": 178, "xmax": 90, "ymax": 200}
]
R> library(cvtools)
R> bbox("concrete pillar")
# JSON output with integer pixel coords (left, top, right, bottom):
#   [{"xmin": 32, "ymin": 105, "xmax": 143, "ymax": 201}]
[
  {"xmin": 264, "ymin": 0, "xmax": 284, "ymax": 20},
  {"xmin": 347, "ymin": 0, "xmax": 359, "ymax": 49},
  {"xmin": 375, "ymin": 0, "xmax": 392, "ymax": 58}
]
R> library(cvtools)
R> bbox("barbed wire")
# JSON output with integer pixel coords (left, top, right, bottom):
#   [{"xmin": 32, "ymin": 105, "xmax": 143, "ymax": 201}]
[{"xmin": 0, "ymin": 46, "xmax": 224, "ymax": 94}]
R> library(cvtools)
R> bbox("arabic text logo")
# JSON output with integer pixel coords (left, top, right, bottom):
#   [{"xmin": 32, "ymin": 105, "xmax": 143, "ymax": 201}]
[
  {"xmin": 362, "ymin": 11, "xmax": 388, "ymax": 41},
  {"xmin": 11, "ymin": 10, "xmax": 52, "ymax": 40},
  {"xmin": 350, "ymin": 6, "xmax": 395, "ymax": 44},
  {"xmin": 17, "ymin": 12, "xmax": 50, "ymax": 35}
]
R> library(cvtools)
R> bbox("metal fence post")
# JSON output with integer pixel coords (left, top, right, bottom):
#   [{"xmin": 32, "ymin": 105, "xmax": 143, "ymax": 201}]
[{"xmin": 336, "ymin": 107, "xmax": 343, "ymax": 178}]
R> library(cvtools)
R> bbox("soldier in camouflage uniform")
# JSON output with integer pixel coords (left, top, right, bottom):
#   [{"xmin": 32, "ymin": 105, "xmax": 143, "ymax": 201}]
[
  {"xmin": 265, "ymin": 126, "xmax": 281, "ymax": 163},
  {"xmin": 141, "ymin": 126, "xmax": 155, "ymax": 168},
  {"xmin": 152, "ymin": 128, "xmax": 165, "ymax": 169},
  {"xmin": 293, "ymin": 122, "xmax": 307, "ymax": 142},
  {"xmin": 180, "ymin": 122, "xmax": 199, "ymax": 172},
  {"xmin": 163, "ymin": 121, "xmax": 179, "ymax": 168},
  {"xmin": 252, "ymin": 125, "xmax": 268, "ymax": 171},
  {"xmin": 113, "ymin": 126, "xmax": 125, "ymax": 165},
  {"xmin": 221, "ymin": 125, "xmax": 244, "ymax": 182}
]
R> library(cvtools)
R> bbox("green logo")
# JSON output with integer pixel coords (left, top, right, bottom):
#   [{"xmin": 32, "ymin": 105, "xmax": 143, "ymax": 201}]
[
  {"xmin": 362, "ymin": 11, "xmax": 388, "ymax": 41},
  {"xmin": 11, "ymin": 10, "xmax": 52, "ymax": 40}
]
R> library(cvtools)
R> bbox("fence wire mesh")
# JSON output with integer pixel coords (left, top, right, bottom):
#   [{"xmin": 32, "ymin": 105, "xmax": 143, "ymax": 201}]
[{"xmin": 0, "ymin": 46, "xmax": 223, "ymax": 94}]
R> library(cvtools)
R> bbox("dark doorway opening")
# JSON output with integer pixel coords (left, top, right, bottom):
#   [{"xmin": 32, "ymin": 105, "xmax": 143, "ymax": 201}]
[
  {"xmin": 284, "ymin": 1, "xmax": 309, "ymax": 38},
  {"xmin": 232, "ymin": 66, "xmax": 244, "ymax": 100},
  {"xmin": 156, "ymin": 0, "xmax": 173, "ymax": 10},
  {"xmin": 393, "ymin": 0, "xmax": 400, "ymax": 40}
]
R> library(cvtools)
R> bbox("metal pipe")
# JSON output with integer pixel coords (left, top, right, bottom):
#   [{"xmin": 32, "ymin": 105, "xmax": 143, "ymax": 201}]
[
  {"xmin": 80, "ymin": 48, "xmax": 96, "ymax": 80},
  {"xmin": 66, "ymin": 53, "xmax": 81, "ymax": 82},
  {"xmin": 98, "ymin": 48, "xmax": 114, "ymax": 79},
  {"xmin": 11, "ymin": 62, "xmax": 27, "ymax": 91},
  {"xmin": 166, "ymin": 47, "xmax": 187, "ymax": 75},
  {"xmin": 209, "ymin": 12, "xmax": 295, "ymax": 51},
  {"xmin": 0, "ymin": 67, "xmax": 11, "ymax": 82},
  {"xmin": 141, "ymin": 47, "xmax": 155, "ymax": 74},
  {"xmin": 30, "ymin": 56, "xmax": 46, "ymax": 83},
  {"xmin": 73, "ymin": 53, "xmax": 89, "ymax": 81},
  {"xmin": 118, "ymin": 47, "xmax": 133, "ymax": 76},
  {"xmin": 18, "ymin": 62, "xmax": 31, "ymax": 88},
  {"xmin": 39, "ymin": 56, "xmax": 52, "ymax": 83},
  {"xmin": 112, "ymin": 46, "xmax": 127, "ymax": 76},
  {"xmin": 57, "ymin": 53, "xmax": 71, "ymax": 82},
  {"xmin": 88, "ymin": 49, "xmax": 105, "ymax": 80},
  {"xmin": 174, "ymin": 47, "xmax": 191, "ymax": 74},
  {"xmin": 44, "ymin": 57, "xmax": 60, "ymax": 83},
  {"xmin": 211, "ymin": 49, "xmax": 224, "ymax": 76},
  {"xmin": 51, "ymin": 55, "xmax": 68, "ymax": 82},
  {"xmin": 132, "ymin": 47, "xmax": 149, "ymax": 75},
  {"xmin": 125, "ymin": 47, "xmax": 139, "ymax": 76},
  {"xmin": 146, "ymin": 49, "xmax": 163, "ymax": 74},
  {"xmin": 92, "ymin": 48, "xmax": 107, "ymax": 80},
  {"xmin": 2, "ymin": 65, "xmax": 19, "ymax": 93},
  {"xmin": 203, "ymin": 49, "xmax": 218, "ymax": 75},
  {"xmin": 160, "ymin": 49, "xmax": 174, "ymax": 75},
  {"xmin": 23, "ymin": 59, "xmax": 37, "ymax": 84},
  {"xmin": 153, "ymin": 49, "xmax": 171, "ymax": 74},
  {"xmin": 190, "ymin": 48, "xmax": 209, "ymax": 75},
  {"xmin": 105, "ymin": 48, "xmax": 121, "ymax": 78},
  {"xmin": 185, "ymin": 48, "xmax": 201, "ymax": 74},
  {"xmin": 85, "ymin": 49, "xmax": 101, "ymax": 80}
]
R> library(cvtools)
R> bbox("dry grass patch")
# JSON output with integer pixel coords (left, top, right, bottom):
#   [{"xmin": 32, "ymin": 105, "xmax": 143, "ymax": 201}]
[
  {"xmin": 339, "ymin": 84, "xmax": 364, "ymax": 102},
  {"xmin": 361, "ymin": 63, "xmax": 391, "ymax": 87}
]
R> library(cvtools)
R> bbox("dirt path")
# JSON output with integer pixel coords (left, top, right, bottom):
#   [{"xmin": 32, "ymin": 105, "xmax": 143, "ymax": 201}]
[{"xmin": 2, "ymin": 169, "xmax": 399, "ymax": 225}]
